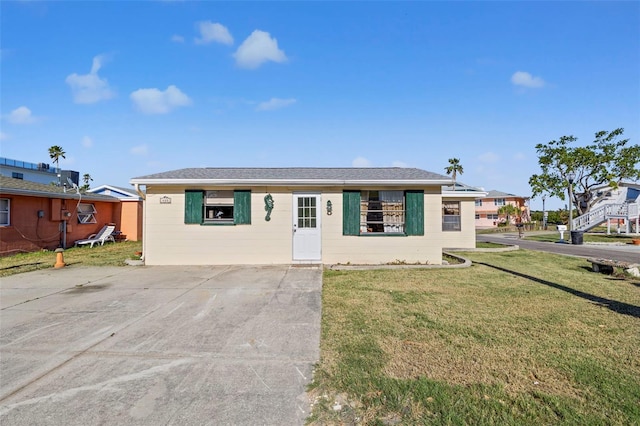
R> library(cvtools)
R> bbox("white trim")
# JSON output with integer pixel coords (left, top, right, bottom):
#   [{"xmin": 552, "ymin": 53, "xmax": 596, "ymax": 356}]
[
  {"xmin": 0, "ymin": 198, "xmax": 9, "ymax": 226},
  {"xmin": 442, "ymin": 190, "xmax": 487, "ymax": 199},
  {"xmin": 88, "ymin": 184, "xmax": 141, "ymax": 200}
]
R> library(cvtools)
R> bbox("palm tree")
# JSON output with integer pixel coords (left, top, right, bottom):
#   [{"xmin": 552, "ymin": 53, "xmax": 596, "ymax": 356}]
[
  {"xmin": 48, "ymin": 145, "xmax": 66, "ymax": 172},
  {"xmin": 497, "ymin": 204, "xmax": 520, "ymax": 225},
  {"xmin": 445, "ymin": 158, "xmax": 464, "ymax": 190},
  {"xmin": 80, "ymin": 173, "xmax": 93, "ymax": 192}
]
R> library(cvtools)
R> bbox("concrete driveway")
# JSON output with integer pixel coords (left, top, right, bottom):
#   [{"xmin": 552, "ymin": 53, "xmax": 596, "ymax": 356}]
[{"xmin": 0, "ymin": 265, "xmax": 322, "ymax": 425}]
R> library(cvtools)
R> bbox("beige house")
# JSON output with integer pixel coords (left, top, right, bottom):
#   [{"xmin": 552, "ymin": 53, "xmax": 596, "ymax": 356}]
[{"xmin": 130, "ymin": 168, "xmax": 484, "ymax": 266}]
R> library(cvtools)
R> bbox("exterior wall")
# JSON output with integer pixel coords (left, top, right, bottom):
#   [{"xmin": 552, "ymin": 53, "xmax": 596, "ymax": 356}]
[
  {"xmin": 0, "ymin": 194, "xmax": 119, "ymax": 255},
  {"xmin": 441, "ymin": 198, "xmax": 477, "ymax": 249},
  {"xmin": 143, "ymin": 186, "xmax": 293, "ymax": 265},
  {"xmin": 322, "ymin": 187, "xmax": 444, "ymax": 265},
  {"xmin": 119, "ymin": 200, "xmax": 143, "ymax": 241},
  {"xmin": 142, "ymin": 185, "xmax": 455, "ymax": 266},
  {"xmin": 475, "ymin": 196, "xmax": 529, "ymax": 228}
]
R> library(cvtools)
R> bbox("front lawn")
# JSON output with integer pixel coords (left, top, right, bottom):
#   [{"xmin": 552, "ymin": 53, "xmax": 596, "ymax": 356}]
[
  {"xmin": 0, "ymin": 241, "xmax": 143, "ymax": 277},
  {"xmin": 309, "ymin": 250, "xmax": 640, "ymax": 425}
]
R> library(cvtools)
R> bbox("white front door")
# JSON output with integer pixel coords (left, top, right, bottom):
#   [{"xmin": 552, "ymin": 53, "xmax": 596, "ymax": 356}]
[{"xmin": 292, "ymin": 193, "xmax": 322, "ymax": 262}]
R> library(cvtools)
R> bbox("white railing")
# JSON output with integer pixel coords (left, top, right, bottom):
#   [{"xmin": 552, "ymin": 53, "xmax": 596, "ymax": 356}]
[{"xmin": 572, "ymin": 202, "xmax": 639, "ymax": 232}]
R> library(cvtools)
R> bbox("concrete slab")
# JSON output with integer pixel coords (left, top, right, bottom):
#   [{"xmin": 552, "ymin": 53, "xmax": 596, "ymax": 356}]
[{"xmin": 0, "ymin": 265, "xmax": 322, "ymax": 425}]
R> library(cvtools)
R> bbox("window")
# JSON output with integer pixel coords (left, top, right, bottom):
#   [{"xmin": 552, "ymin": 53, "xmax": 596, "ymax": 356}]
[
  {"xmin": 185, "ymin": 190, "xmax": 251, "ymax": 225},
  {"xmin": 475, "ymin": 214, "xmax": 480, "ymax": 220},
  {"xmin": 0, "ymin": 199, "xmax": 9, "ymax": 226},
  {"xmin": 475, "ymin": 199, "xmax": 482, "ymax": 207},
  {"xmin": 297, "ymin": 196, "xmax": 317, "ymax": 228},
  {"xmin": 360, "ymin": 190, "xmax": 404, "ymax": 233},
  {"xmin": 494, "ymin": 198, "xmax": 506, "ymax": 206},
  {"xmin": 11, "ymin": 172, "xmax": 23, "ymax": 179},
  {"xmin": 77, "ymin": 203, "xmax": 97, "ymax": 223},
  {"xmin": 487, "ymin": 214, "xmax": 499, "ymax": 220},
  {"xmin": 343, "ymin": 190, "xmax": 423, "ymax": 236},
  {"xmin": 442, "ymin": 201, "xmax": 461, "ymax": 231},
  {"xmin": 205, "ymin": 190, "xmax": 235, "ymax": 223}
]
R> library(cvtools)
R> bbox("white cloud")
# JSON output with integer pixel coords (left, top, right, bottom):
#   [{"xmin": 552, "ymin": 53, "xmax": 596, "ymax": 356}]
[
  {"xmin": 82, "ymin": 136, "xmax": 93, "ymax": 148},
  {"xmin": 256, "ymin": 97, "xmax": 296, "ymax": 111},
  {"xmin": 7, "ymin": 106, "xmax": 36, "ymax": 124},
  {"xmin": 391, "ymin": 161, "xmax": 409, "ymax": 168},
  {"xmin": 195, "ymin": 21, "xmax": 233, "ymax": 45},
  {"xmin": 0, "ymin": 131, "xmax": 8, "ymax": 140},
  {"xmin": 352, "ymin": 157, "xmax": 372, "ymax": 167},
  {"xmin": 234, "ymin": 30, "xmax": 287, "ymax": 69},
  {"xmin": 477, "ymin": 151, "xmax": 500, "ymax": 163},
  {"xmin": 511, "ymin": 71, "xmax": 545, "ymax": 88},
  {"xmin": 130, "ymin": 85, "xmax": 192, "ymax": 114},
  {"xmin": 171, "ymin": 34, "xmax": 185, "ymax": 43},
  {"xmin": 66, "ymin": 54, "xmax": 115, "ymax": 104},
  {"xmin": 513, "ymin": 152, "xmax": 526, "ymax": 161},
  {"xmin": 131, "ymin": 144, "xmax": 149, "ymax": 156}
]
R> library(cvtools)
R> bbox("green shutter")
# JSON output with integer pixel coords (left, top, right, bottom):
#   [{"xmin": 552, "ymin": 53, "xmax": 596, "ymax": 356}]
[
  {"xmin": 185, "ymin": 190, "xmax": 203, "ymax": 224},
  {"xmin": 405, "ymin": 190, "xmax": 424, "ymax": 235},
  {"xmin": 234, "ymin": 190, "xmax": 251, "ymax": 224},
  {"xmin": 343, "ymin": 190, "xmax": 361, "ymax": 235}
]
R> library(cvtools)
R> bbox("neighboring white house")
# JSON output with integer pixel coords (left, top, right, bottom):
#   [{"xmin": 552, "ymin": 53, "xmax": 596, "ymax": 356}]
[
  {"xmin": 573, "ymin": 182, "xmax": 640, "ymax": 234},
  {"xmin": 130, "ymin": 167, "xmax": 485, "ymax": 266}
]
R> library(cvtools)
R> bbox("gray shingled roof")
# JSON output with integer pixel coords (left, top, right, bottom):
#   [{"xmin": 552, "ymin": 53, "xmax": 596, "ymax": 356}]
[
  {"xmin": 131, "ymin": 167, "xmax": 452, "ymax": 184},
  {"xmin": 0, "ymin": 176, "xmax": 119, "ymax": 202},
  {"xmin": 486, "ymin": 189, "xmax": 528, "ymax": 198}
]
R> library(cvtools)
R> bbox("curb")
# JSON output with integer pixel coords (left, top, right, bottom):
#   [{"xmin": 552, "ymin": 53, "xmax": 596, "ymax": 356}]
[{"xmin": 327, "ymin": 252, "xmax": 472, "ymax": 271}]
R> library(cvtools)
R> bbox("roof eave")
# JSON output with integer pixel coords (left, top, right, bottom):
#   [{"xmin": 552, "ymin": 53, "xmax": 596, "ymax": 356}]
[{"xmin": 442, "ymin": 190, "xmax": 488, "ymax": 198}]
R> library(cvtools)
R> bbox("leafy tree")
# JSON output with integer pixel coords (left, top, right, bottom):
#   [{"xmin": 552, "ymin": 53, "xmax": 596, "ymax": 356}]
[
  {"xmin": 529, "ymin": 129, "xmax": 640, "ymax": 216},
  {"xmin": 497, "ymin": 204, "xmax": 520, "ymax": 225},
  {"xmin": 80, "ymin": 173, "xmax": 93, "ymax": 192},
  {"xmin": 445, "ymin": 158, "xmax": 464, "ymax": 188},
  {"xmin": 48, "ymin": 145, "xmax": 66, "ymax": 172}
]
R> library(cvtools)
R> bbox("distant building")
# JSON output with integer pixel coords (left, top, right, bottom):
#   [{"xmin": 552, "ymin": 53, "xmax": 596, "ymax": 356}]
[
  {"xmin": 0, "ymin": 157, "xmax": 79, "ymax": 187},
  {"xmin": 475, "ymin": 190, "xmax": 530, "ymax": 228}
]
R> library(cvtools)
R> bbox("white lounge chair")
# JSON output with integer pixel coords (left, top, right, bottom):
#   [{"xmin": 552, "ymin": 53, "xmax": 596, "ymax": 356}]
[{"xmin": 74, "ymin": 225, "xmax": 116, "ymax": 248}]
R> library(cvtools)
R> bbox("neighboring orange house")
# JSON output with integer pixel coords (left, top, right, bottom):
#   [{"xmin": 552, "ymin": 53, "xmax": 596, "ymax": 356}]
[
  {"xmin": 0, "ymin": 176, "xmax": 120, "ymax": 255},
  {"xmin": 475, "ymin": 189, "xmax": 530, "ymax": 228},
  {"xmin": 88, "ymin": 185, "xmax": 143, "ymax": 241}
]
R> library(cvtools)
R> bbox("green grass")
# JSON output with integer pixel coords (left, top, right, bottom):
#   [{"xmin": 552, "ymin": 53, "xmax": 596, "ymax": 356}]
[
  {"xmin": 0, "ymin": 241, "xmax": 143, "ymax": 277},
  {"xmin": 524, "ymin": 232, "xmax": 637, "ymax": 244},
  {"xmin": 309, "ymin": 250, "xmax": 640, "ymax": 425}
]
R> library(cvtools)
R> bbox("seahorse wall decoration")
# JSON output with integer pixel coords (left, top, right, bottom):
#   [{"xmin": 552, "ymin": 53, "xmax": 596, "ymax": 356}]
[{"xmin": 264, "ymin": 194, "xmax": 274, "ymax": 221}]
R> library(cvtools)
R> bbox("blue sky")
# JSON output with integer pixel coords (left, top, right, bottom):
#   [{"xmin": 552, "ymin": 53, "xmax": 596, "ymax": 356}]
[{"xmin": 1, "ymin": 1, "xmax": 638, "ymax": 210}]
